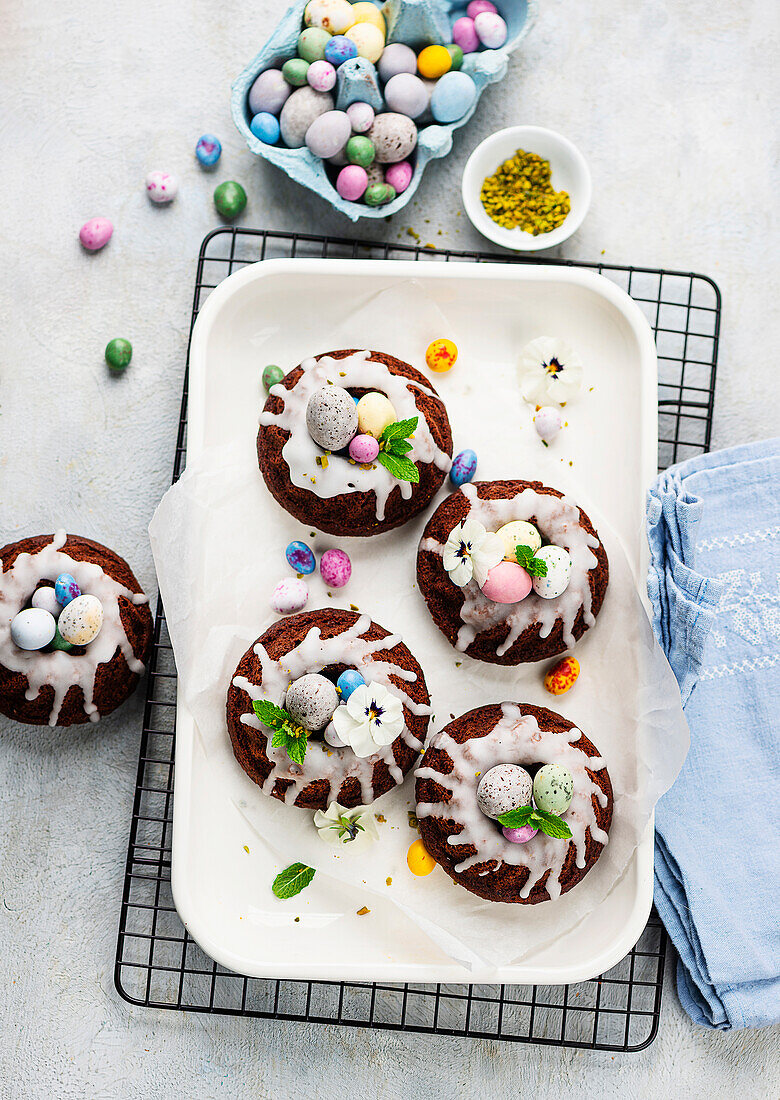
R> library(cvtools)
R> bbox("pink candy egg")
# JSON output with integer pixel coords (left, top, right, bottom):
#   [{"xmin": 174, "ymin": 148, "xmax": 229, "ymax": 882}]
[
  {"xmin": 502, "ymin": 825, "xmax": 538, "ymax": 844},
  {"xmin": 320, "ymin": 548, "xmax": 351, "ymax": 588},
  {"xmin": 452, "ymin": 16, "xmax": 480, "ymax": 53},
  {"xmin": 270, "ymin": 577, "xmax": 309, "ymax": 614},
  {"xmin": 474, "ymin": 11, "xmax": 508, "ymax": 48},
  {"xmin": 79, "ymin": 217, "xmax": 113, "ymax": 251},
  {"xmin": 480, "ymin": 561, "xmax": 532, "ymax": 604},
  {"xmin": 467, "ymin": 0, "xmax": 497, "ymax": 16},
  {"xmin": 384, "ymin": 160, "xmax": 413, "ymax": 194},
  {"xmin": 348, "ymin": 433, "xmax": 380, "ymax": 462},
  {"xmin": 336, "ymin": 164, "xmax": 369, "ymax": 201},
  {"xmin": 307, "ymin": 59, "xmax": 337, "ymax": 92}
]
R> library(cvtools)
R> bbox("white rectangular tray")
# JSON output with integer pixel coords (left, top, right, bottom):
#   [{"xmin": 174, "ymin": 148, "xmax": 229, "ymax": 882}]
[{"xmin": 172, "ymin": 258, "xmax": 658, "ymax": 985}]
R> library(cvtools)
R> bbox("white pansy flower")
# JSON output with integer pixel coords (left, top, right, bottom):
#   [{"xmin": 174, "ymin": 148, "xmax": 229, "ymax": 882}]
[
  {"xmin": 443, "ymin": 518, "xmax": 505, "ymax": 587},
  {"xmin": 518, "ymin": 337, "xmax": 583, "ymax": 407},
  {"xmin": 314, "ymin": 801, "xmax": 379, "ymax": 852},
  {"xmin": 331, "ymin": 683, "xmax": 404, "ymax": 758}
]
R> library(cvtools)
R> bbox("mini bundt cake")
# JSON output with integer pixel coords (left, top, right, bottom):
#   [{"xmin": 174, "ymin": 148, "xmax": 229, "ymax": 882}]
[
  {"xmin": 0, "ymin": 531, "xmax": 153, "ymax": 726},
  {"xmin": 417, "ymin": 480, "xmax": 609, "ymax": 664},
  {"xmin": 257, "ymin": 349, "xmax": 453, "ymax": 537},
  {"xmin": 415, "ymin": 703, "xmax": 613, "ymax": 904},
  {"xmin": 226, "ymin": 608, "xmax": 432, "ymax": 809}
]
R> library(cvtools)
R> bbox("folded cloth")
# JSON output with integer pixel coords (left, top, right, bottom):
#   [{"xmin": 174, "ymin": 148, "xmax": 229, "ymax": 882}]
[{"xmin": 647, "ymin": 438, "xmax": 780, "ymax": 1030}]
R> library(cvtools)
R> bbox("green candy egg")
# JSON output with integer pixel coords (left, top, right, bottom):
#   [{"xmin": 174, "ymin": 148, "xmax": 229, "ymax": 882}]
[
  {"xmin": 213, "ymin": 181, "xmax": 247, "ymax": 220},
  {"xmin": 49, "ymin": 627, "xmax": 74, "ymax": 653},
  {"xmin": 298, "ymin": 27, "xmax": 332, "ymax": 63},
  {"xmin": 533, "ymin": 764, "xmax": 574, "ymax": 815},
  {"xmin": 262, "ymin": 363, "xmax": 284, "ymax": 391},
  {"xmin": 445, "ymin": 44, "xmax": 464, "ymax": 70},
  {"xmin": 364, "ymin": 182, "xmax": 396, "ymax": 207},
  {"xmin": 346, "ymin": 135, "xmax": 375, "ymax": 168},
  {"xmin": 282, "ymin": 58, "xmax": 310, "ymax": 87},
  {"xmin": 105, "ymin": 338, "xmax": 132, "ymax": 372}
]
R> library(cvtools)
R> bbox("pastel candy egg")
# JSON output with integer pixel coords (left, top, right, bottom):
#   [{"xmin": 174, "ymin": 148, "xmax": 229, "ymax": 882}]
[
  {"xmin": 496, "ymin": 520, "xmax": 542, "ymax": 559},
  {"xmin": 533, "ymin": 406, "xmax": 563, "ymax": 443},
  {"xmin": 367, "ymin": 113, "xmax": 417, "ymax": 163},
  {"xmin": 285, "ymin": 540, "xmax": 316, "ymax": 575},
  {"xmin": 54, "ymin": 573, "xmax": 81, "ymax": 606},
  {"xmin": 425, "ymin": 337, "xmax": 458, "ymax": 372},
  {"xmin": 248, "ymin": 69, "xmax": 292, "ymax": 115},
  {"xmin": 346, "ymin": 101, "xmax": 375, "ymax": 133},
  {"xmin": 323, "ymin": 720, "xmax": 347, "ymax": 748},
  {"xmin": 377, "ymin": 42, "xmax": 417, "ymax": 82},
  {"xmin": 407, "ymin": 838, "xmax": 436, "ymax": 876},
  {"xmin": 283, "ymin": 58, "xmax": 310, "ymax": 87},
  {"xmin": 79, "ymin": 217, "xmax": 113, "ymax": 252},
  {"xmin": 467, "ymin": 0, "xmax": 497, "ymax": 16},
  {"xmin": 350, "ymin": 2, "xmax": 385, "ymax": 33},
  {"xmin": 336, "ymin": 164, "xmax": 369, "ymax": 201},
  {"xmin": 452, "ymin": 16, "xmax": 480, "ymax": 53},
  {"xmin": 305, "ymin": 110, "xmax": 351, "ymax": 158},
  {"xmin": 195, "ymin": 134, "xmax": 222, "ymax": 166},
  {"xmin": 348, "ymin": 433, "xmax": 380, "ymax": 463},
  {"xmin": 364, "ymin": 182, "xmax": 396, "ymax": 206},
  {"xmin": 304, "ymin": 0, "xmax": 356, "ymax": 34},
  {"xmin": 270, "ymin": 577, "xmax": 308, "ymax": 614},
  {"xmin": 105, "ymin": 338, "xmax": 132, "ymax": 372},
  {"xmin": 307, "ymin": 59, "xmax": 337, "ymax": 92},
  {"xmin": 345, "ymin": 23, "xmax": 385, "ymax": 63},
  {"xmin": 10, "ymin": 608, "xmax": 56, "ymax": 651},
  {"xmin": 306, "ymin": 385, "xmax": 358, "ymax": 450},
  {"xmin": 430, "ymin": 71, "xmax": 477, "ymax": 123},
  {"xmin": 336, "ymin": 669, "xmax": 365, "ymax": 701},
  {"xmin": 533, "ymin": 763, "xmax": 574, "ymax": 815},
  {"xmin": 58, "ymin": 594, "xmax": 103, "ymax": 646},
  {"xmin": 544, "ymin": 656, "xmax": 580, "ymax": 696},
  {"xmin": 285, "ymin": 672, "xmax": 339, "ymax": 731},
  {"xmin": 444, "ymin": 44, "xmax": 464, "ymax": 71},
  {"xmin": 502, "ymin": 825, "xmax": 538, "ymax": 844},
  {"xmin": 298, "ymin": 27, "xmax": 332, "ymax": 63},
  {"xmin": 280, "ymin": 87, "xmax": 334, "ymax": 147},
  {"xmin": 49, "ymin": 627, "xmax": 74, "ymax": 653},
  {"xmin": 213, "ymin": 181, "xmax": 247, "ymax": 220},
  {"xmin": 476, "ymin": 763, "xmax": 533, "ymax": 820},
  {"xmin": 356, "ymin": 392, "xmax": 396, "ymax": 437},
  {"xmin": 384, "ymin": 73, "xmax": 430, "ymax": 119},
  {"xmin": 417, "ymin": 44, "xmax": 452, "ymax": 79},
  {"xmin": 480, "ymin": 561, "xmax": 532, "ymax": 604},
  {"xmin": 474, "ymin": 11, "xmax": 508, "ymax": 48},
  {"xmin": 145, "ymin": 171, "xmax": 177, "ymax": 204},
  {"xmin": 345, "ymin": 135, "xmax": 375, "ymax": 166},
  {"xmin": 320, "ymin": 548, "xmax": 351, "ymax": 588},
  {"xmin": 31, "ymin": 587, "xmax": 61, "ymax": 617},
  {"xmin": 262, "ymin": 363, "xmax": 284, "ymax": 390},
  {"xmin": 365, "ymin": 163, "xmax": 385, "ymax": 187},
  {"xmin": 250, "ymin": 112, "xmax": 281, "ymax": 144},
  {"xmin": 449, "ymin": 449, "xmax": 477, "ymax": 487},
  {"xmin": 384, "ymin": 161, "xmax": 413, "ymax": 194},
  {"xmin": 532, "ymin": 546, "xmax": 572, "ymax": 599},
  {"xmin": 324, "ymin": 35, "xmax": 359, "ymax": 67}
]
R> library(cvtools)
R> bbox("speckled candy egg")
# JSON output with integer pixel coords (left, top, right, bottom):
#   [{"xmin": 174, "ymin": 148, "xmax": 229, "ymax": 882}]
[
  {"xmin": 10, "ymin": 608, "xmax": 56, "ymax": 651},
  {"xmin": 336, "ymin": 165, "xmax": 369, "ymax": 201},
  {"xmin": 533, "ymin": 764, "xmax": 574, "ymax": 815},
  {"xmin": 79, "ymin": 217, "xmax": 113, "ymax": 251},
  {"xmin": 346, "ymin": 101, "xmax": 375, "ymax": 133},
  {"xmin": 195, "ymin": 134, "xmax": 222, "ymax": 167},
  {"xmin": 304, "ymin": 0, "xmax": 355, "ymax": 34},
  {"xmin": 55, "ymin": 573, "xmax": 81, "ymax": 606},
  {"xmin": 145, "ymin": 171, "xmax": 178, "ymax": 204},
  {"xmin": 305, "ymin": 110, "xmax": 351, "ymax": 158},
  {"xmin": 430, "ymin": 71, "xmax": 477, "ymax": 123},
  {"xmin": 496, "ymin": 520, "xmax": 542, "ymax": 560},
  {"xmin": 452, "ymin": 16, "xmax": 480, "ymax": 53},
  {"xmin": 350, "ymin": 2, "xmax": 385, "ymax": 32},
  {"xmin": 533, "ymin": 406, "xmax": 563, "ymax": 443},
  {"xmin": 105, "ymin": 338, "xmax": 132, "ymax": 372},
  {"xmin": 285, "ymin": 673, "xmax": 339, "ymax": 731},
  {"xmin": 477, "ymin": 763, "xmax": 533, "ymax": 820},
  {"xmin": 262, "ymin": 363, "xmax": 284, "ymax": 390},
  {"xmin": 502, "ymin": 825, "xmax": 538, "ymax": 844},
  {"xmin": 250, "ymin": 112, "xmax": 281, "ymax": 144},
  {"xmin": 307, "ymin": 59, "xmax": 337, "ymax": 92},
  {"xmin": 377, "ymin": 42, "xmax": 417, "ymax": 82},
  {"xmin": 58, "ymin": 594, "xmax": 103, "ymax": 646},
  {"xmin": 270, "ymin": 577, "xmax": 309, "ymax": 614},
  {"xmin": 345, "ymin": 135, "xmax": 375, "ymax": 166},
  {"xmin": 480, "ymin": 561, "xmax": 532, "ymax": 604},
  {"xmin": 320, "ymin": 548, "xmax": 351, "ymax": 587},
  {"xmin": 384, "ymin": 161, "xmax": 413, "ymax": 194},
  {"xmin": 348, "ymin": 433, "xmax": 380, "ymax": 463},
  {"xmin": 324, "ymin": 35, "xmax": 359, "ymax": 67},
  {"xmin": 280, "ymin": 87, "xmax": 334, "ymax": 148},
  {"xmin": 474, "ymin": 11, "xmax": 508, "ymax": 48},
  {"xmin": 248, "ymin": 69, "xmax": 292, "ymax": 115},
  {"xmin": 323, "ymin": 720, "xmax": 346, "ymax": 748},
  {"xmin": 384, "ymin": 73, "xmax": 430, "ymax": 119},
  {"xmin": 356, "ymin": 392, "xmax": 397, "ymax": 437},
  {"xmin": 31, "ymin": 587, "xmax": 61, "ymax": 617},
  {"xmin": 345, "ymin": 23, "xmax": 385, "ymax": 63},
  {"xmin": 467, "ymin": 0, "xmax": 497, "ymax": 17},
  {"xmin": 544, "ymin": 656, "xmax": 580, "ymax": 696},
  {"xmin": 283, "ymin": 58, "xmax": 311, "ymax": 87},
  {"xmin": 364, "ymin": 182, "xmax": 396, "ymax": 206},
  {"xmin": 336, "ymin": 669, "xmax": 365, "ymax": 701},
  {"xmin": 213, "ymin": 181, "xmax": 247, "ymax": 220},
  {"xmin": 532, "ymin": 546, "xmax": 572, "ymax": 599},
  {"xmin": 425, "ymin": 337, "xmax": 458, "ymax": 372},
  {"xmin": 449, "ymin": 449, "xmax": 477, "ymax": 487},
  {"xmin": 365, "ymin": 163, "xmax": 385, "ymax": 188},
  {"xmin": 367, "ymin": 113, "xmax": 418, "ymax": 164},
  {"xmin": 298, "ymin": 27, "xmax": 332, "ymax": 63},
  {"xmin": 285, "ymin": 540, "xmax": 316, "ymax": 575},
  {"xmin": 306, "ymin": 385, "xmax": 358, "ymax": 450}
]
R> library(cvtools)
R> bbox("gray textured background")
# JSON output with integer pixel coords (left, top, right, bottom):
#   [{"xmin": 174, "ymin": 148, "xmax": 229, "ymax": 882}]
[{"xmin": 1, "ymin": 0, "xmax": 779, "ymax": 1096}]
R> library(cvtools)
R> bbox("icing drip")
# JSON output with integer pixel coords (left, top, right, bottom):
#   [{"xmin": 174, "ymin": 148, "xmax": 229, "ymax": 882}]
[
  {"xmin": 421, "ymin": 484, "xmax": 600, "ymax": 655},
  {"xmin": 0, "ymin": 530, "xmax": 149, "ymax": 726},
  {"xmin": 416, "ymin": 704, "xmax": 610, "ymax": 900},
  {"xmin": 233, "ymin": 614, "xmax": 432, "ymax": 806},
  {"xmin": 259, "ymin": 350, "xmax": 451, "ymax": 521}
]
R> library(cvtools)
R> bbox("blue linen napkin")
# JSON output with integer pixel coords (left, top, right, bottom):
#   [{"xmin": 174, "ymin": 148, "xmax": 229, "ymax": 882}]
[{"xmin": 647, "ymin": 438, "xmax": 780, "ymax": 1030}]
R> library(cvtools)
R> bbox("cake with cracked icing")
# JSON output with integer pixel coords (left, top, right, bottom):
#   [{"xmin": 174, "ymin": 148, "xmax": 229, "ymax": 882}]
[
  {"xmin": 416, "ymin": 480, "xmax": 609, "ymax": 664},
  {"xmin": 415, "ymin": 703, "xmax": 613, "ymax": 904},
  {"xmin": 257, "ymin": 349, "xmax": 453, "ymax": 537},
  {"xmin": 0, "ymin": 532, "xmax": 153, "ymax": 726},
  {"xmin": 226, "ymin": 608, "xmax": 432, "ymax": 809}
]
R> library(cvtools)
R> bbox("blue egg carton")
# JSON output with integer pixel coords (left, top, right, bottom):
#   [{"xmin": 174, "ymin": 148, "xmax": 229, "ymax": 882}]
[{"xmin": 231, "ymin": 0, "xmax": 537, "ymax": 221}]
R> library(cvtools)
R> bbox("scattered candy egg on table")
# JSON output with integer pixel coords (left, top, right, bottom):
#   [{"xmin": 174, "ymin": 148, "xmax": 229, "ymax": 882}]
[
  {"xmin": 533, "ymin": 406, "xmax": 563, "ymax": 444},
  {"xmin": 31, "ymin": 587, "xmax": 61, "ymax": 617},
  {"xmin": 533, "ymin": 763, "xmax": 574, "ymax": 815},
  {"xmin": 474, "ymin": 11, "xmax": 508, "ymax": 48},
  {"xmin": 10, "ymin": 608, "xmax": 56, "ymax": 651},
  {"xmin": 250, "ymin": 111, "xmax": 281, "ymax": 144},
  {"xmin": 345, "ymin": 23, "xmax": 385, "ymax": 63},
  {"xmin": 306, "ymin": 385, "xmax": 358, "ymax": 450},
  {"xmin": 323, "ymin": 720, "xmax": 346, "ymax": 748},
  {"xmin": 285, "ymin": 540, "xmax": 316, "ymax": 575},
  {"xmin": 283, "ymin": 57, "xmax": 310, "ymax": 86},
  {"xmin": 407, "ymin": 838, "xmax": 436, "ymax": 876},
  {"xmin": 532, "ymin": 545, "xmax": 572, "ymax": 599},
  {"xmin": 348, "ymin": 432, "xmax": 380, "ymax": 463},
  {"xmin": 304, "ymin": 0, "xmax": 356, "ymax": 34},
  {"xmin": 49, "ymin": 627, "xmax": 74, "ymax": 653},
  {"xmin": 305, "ymin": 110, "xmax": 352, "ymax": 158},
  {"xmin": 105, "ymin": 338, "xmax": 133, "ymax": 372},
  {"xmin": 280, "ymin": 87, "xmax": 334, "ymax": 147},
  {"xmin": 452, "ymin": 16, "xmax": 480, "ymax": 53},
  {"xmin": 444, "ymin": 44, "xmax": 464, "ymax": 70},
  {"xmin": 213, "ymin": 181, "xmax": 247, "ymax": 219},
  {"xmin": 356, "ymin": 392, "xmax": 397, "ymax": 437},
  {"xmin": 248, "ymin": 69, "xmax": 292, "ymax": 115},
  {"xmin": 544, "ymin": 655, "xmax": 580, "ymax": 696},
  {"xmin": 346, "ymin": 101, "xmax": 374, "ymax": 132},
  {"xmin": 298, "ymin": 27, "xmax": 332, "ymax": 63},
  {"xmin": 270, "ymin": 577, "xmax": 308, "ymax": 614},
  {"xmin": 324, "ymin": 35, "xmax": 359, "ymax": 67},
  {"xmin": 477, "ymin": 763, "xmax": 533, "ymax": 819},
  {"xmin": 480, "ymin": 561, "xmax": 532, "ymax": 604},
  {"xmin": 145, "ymin": 171, "xmax": 178, "ymax": 204},
  {"xmin": 417, "ymin": 44, "xmax": 452, "ymax": 79},
  {"xmin": 425, "ymin": 338, "xmax": 458, "ymax": 373},
  {"xmin": 496, "ymin": 520, "xmax": 542, "ymax": 559},
  {"xmin": 320, "ymin": 547, "xmax": 352, "ymax": 588},
  {"xmin": 364, "ymin": 182, "xmax": 396, "ymax": 206},
  {"xmin": 502, "ymin": 825, "xmax": 538, "ymax": 844},
  {"xmin": 367, "ymin": 113, "xmax": 417, "ymax": 163},
  {"xmin": 195, "ymin": 134, "xmax": 222, "ymax": 166},
  {"xmin": 430, "ymin": 71, "xmax": 477, "ymax": 123},
  {"xmin": 384, "ymin": 161, "xmax": 413, "ymax": 194},
  {"xmin": 467, "ymin": 0, "xmax": 497, "ymax": 17},
  {"xmin": 55, "ymin": 573, "xmax": 81, "ymax": 606},
  {"xmin": 449, "ymin": 449, "xmax": 477, "ymax": 486},
  {"xmin": 79, "ymin": 217, "xmax": 113, "ymax": 252},
  {"xmin": 262, "ymin": 363, "xmax": 284, "ymax": 390},
  {"xmin": 350, "ymin": 2, "xmax": 385, "ymax": 33},
  {"xmin": 285, "ymin": 672, "xmax": 339, "ymax": 730},
  {"xmin": 336, "ymin": 669, "xmax": 365, "ymax": 701},
  {"xmin": 307, "ymin": 59, "xmax": 337, "ymax": 92},
  {"xmin": 58, "ymin": 594, "xmax": 103, "ymax": 646},
  {"xmin": 377, "ymin": 42, "xmax": 417, "ymax": 82},
  {"xmin": 336, "ymin": 164, "xmax": 369, "ymax": 200},
  {"xmin": 384, "ymin": 73, "xmax": 430, "ymax": 119},
  {"xmin": 345, "ymin": 135, "xmax": 375, "ymax": 166}
]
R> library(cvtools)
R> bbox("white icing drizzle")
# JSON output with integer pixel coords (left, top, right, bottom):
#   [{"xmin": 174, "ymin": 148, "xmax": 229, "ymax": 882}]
[
  {"xmin": 259, "ymin": 350, "xmax": 451, "ymax": 521},
  {"xmin": 0, "ymin": 530, "xmax": 149, "ymax": 726},
  {"xmin": 233, "ymin": 614, "xmax": 432, "ymax": 806},
  {"xmin": 421, "ymin": 484, "xmax": 600, "ymax": 655},
  {"xmin": 416, "ymin": 704, "xmax": 610, "ymax": 900}
]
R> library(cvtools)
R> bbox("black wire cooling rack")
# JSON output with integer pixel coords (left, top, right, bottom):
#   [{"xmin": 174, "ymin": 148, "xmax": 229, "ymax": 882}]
[{"xmin": 114, "ymin": 227, "xmax": 720, "ymax": 1051}]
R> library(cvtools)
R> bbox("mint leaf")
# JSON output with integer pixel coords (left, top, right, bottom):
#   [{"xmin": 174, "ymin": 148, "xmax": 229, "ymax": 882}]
[
  {"xmin": 514, "ymin": 545, "xmax": 534, "ymax": 569},
  {"xmin": 497, "ymin": 805, "xmax": 535, "ymax": 829},
  {"xmin": 388, "ymin": 438, "xmax": 413, "ymax": 455},
  {"xmin": 272, "ymin": 863, "xmax": 315, "ymax": 899},
  {"xmin": 285, "ymin": 733, "xmax": 308, "ymax": 766},
  {"xmin": 255, "ymin": 700, "xmax": 308, "ymax": 764},
  {"xmin": 381, "ymin": 416, "xmax": 418, "ymax": 442},
  {"xmin": 254, "ymin": 699, "xmax": 293, "ymax": 732},
  {"xmin": 514, "ymin": 545, "xmax": 548, "ymax": 578},
  {"xmin": 377, "ymin": 451, "xmax": 420, "ymax": 483},
  {"xmin": 532, "ymin": 810, "xmax": 573, "ymax": 840},
  {"xmin": 271, "ymin": 730, "xmax": 289, "ymax": 748}
]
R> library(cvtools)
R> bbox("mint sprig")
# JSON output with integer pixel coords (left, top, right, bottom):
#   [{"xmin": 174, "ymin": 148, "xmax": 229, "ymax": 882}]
[
  {"xmin": 253, "ymin": 699, "xmax": 309, "ymax": 765},
  {"xmin": 515, "ymin": 544, "xmax": 548, "ymax": 578},
  {"xmin": 377, "ymin": 417, "xmax": 420, "ymax": 484},
  {"xmin": 497, "ymin": 803, "xmax": 572, "ymax": 840},
  {"xmin": 272, "ymin": 862, "xmax": 315, "ymax": 899}
]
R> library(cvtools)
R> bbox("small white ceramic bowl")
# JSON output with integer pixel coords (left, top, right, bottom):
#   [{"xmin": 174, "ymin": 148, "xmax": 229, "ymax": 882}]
[{"xmin": 461, "ymin": 125, "xmax": 591, "ymax": 251}]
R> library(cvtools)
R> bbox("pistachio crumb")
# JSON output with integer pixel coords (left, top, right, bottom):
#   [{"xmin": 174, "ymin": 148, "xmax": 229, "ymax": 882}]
[
  {"xmin": 386, "ymin": 877, "xmax": 392, "ymax": 886},
  {"xmin": 357, "ymin": 906, "xmax": 371, "ymax": 916}
]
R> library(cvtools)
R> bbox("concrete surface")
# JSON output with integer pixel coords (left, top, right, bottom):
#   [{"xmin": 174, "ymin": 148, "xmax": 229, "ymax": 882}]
[{"xmin": 1, "ymin": 0, "xmax": 778, "ymax": 1096}]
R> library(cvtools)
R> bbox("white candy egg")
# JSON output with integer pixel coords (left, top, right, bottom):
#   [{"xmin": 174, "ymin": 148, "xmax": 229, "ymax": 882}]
[
  {"xmin": 57, "ymin": 594, "xmax": 104, "ymax": 645},
  {"xmin": 10, "ymin": 607, "xmax": 57, "ymax": 651},
  {"xmin": 285, "ymin": 673, "xmax": 339, "ymax": 731},
  {"xmin": 532, "ymin": 545, "xmax": 572, "ymax": 599},
  {"xmin": 31, "ymin": 586, "xmax": 62, "ymax": 617},
  {"xmin": 533, "ymin": 406, "xmax": 563, "ymax": 443},
  {"xmin": 306, "ymin": 385, "xmax": 358, "ymax": 451},
  {"xmin": 496, "ymin": 520, "xmax": 542, "ymax": 560},
  {"xmin": 323, "ymin": 719, "xmax": 347, "ymax": 748},
  {"xmin": 476, "ymin": 763, "xmax": 533, "ymax": 820},
  {"xmin": 270, "ymin": 578, "xmax": 309, "ymax": 615}
]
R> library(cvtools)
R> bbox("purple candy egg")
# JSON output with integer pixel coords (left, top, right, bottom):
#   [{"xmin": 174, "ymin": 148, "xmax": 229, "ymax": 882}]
[
  {"xmin": 346, "ymin": 101, "xmax": 375, "ymax": 133},
  {"xmin": 452, "ymin": 16, "xmax": 480, "ymax": 53},
  {"xmin": 307, "ymin": 59, "xmax": 337, "ymax": 92},
  {"xmin": 285, "ymin": 540, "xmax": 316, "ymax": 574},
  {"xmin": 79, "ymin": 217, "xmax": 113, "ymax": 251},
  {"xmin": 348, "ymin": 433, "xmax": 380, "ymax": 462},
  {"xmin": 320, "ymin": 548, "xmax": 351, "ymax": 588},
  {"xmin": 449, "ymin": 448, "xmax": 477, "ymax": 486},
  {"xmin": 467, "ymin": 0, "xmax": 497, "ymax": 17},
  {"xmin": 248, "ymin": 68, "xmax": 292, "ymax": 115},
  {"xmin": 324, "ymin": 35, "xmax": 358, "ymax": 67},
  {"xmin": 502, "ymin": 825, "xmax": 538, "ymax": 844},
  {"xmin": 305, "ymin": 109, "xmax": 351, "ymax": 158}
]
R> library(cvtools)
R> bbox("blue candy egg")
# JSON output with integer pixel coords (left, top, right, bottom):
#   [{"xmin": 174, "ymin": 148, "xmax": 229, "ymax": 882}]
[
  {"xmin": 450, "ymin": 449, "xmax": 477, "ymax": 486},
  {"xmin": 430, "ymin": 71, "xmax": 477, "ymax": 123},
  {"xmin": 54, "ymin": 573, "xmax": 81, "ymax": 606},
  {"xmin": 285, "ymin": 540, "xmax": 316, "ymax": 575},
  {"xmin": 336, "ymin": 669, "xmax": 365, "ymax": 701},
  {"xmin": 250, "ymin": 112, "xmax": 281, "ymax": 144},
  {"xmin": 324, "ymin": 35, "xmax": 358, "ymax": 67},
  {"xmin": 195, "ymin": 134, "xmax": 222, "ymax": 166}
]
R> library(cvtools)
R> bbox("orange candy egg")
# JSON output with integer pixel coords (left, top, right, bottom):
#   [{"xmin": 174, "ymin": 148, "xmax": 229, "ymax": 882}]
[
  {"xmin": 407, "ymin": 838, "xmax": 436, "ymax": 876},
  {"xmin": 544, "ymin": 656, "xmax": 580, "ymax": 695},
  {"xmin": 418, "ymin": 44, "xmax": 453, "ymax": 79},
  {"xmin": 425, "ymin": 337, "xmax": 458, "ymax": 372}
]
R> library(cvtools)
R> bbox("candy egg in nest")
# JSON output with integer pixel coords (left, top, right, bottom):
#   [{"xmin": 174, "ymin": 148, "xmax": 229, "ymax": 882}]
[
  {"xmin": 476, "ymin": 763, "xmax": 532, "ymax": 820},
  {"xmin": 285, "ymin": 672, "xmax": 339, "ymax": 731}
]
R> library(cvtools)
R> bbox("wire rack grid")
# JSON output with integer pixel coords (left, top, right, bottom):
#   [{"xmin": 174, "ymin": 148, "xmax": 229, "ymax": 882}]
[{"xmin": 115, "ymin": 227, "xmax": 720, "ymax": 1052}]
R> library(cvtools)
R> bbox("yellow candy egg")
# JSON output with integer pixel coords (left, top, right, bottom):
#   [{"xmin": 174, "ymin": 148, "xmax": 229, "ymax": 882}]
[
  {"xmin": 407, "ymin": 838, "xmax": 436, "ymax": 876},
  {"xmin": 345, "ymin": 22, "xmax": 385, "ymax": 63},
  {"xmin": 425, "ymin": 337, "xmax": 458, "ymax": 372},
  {"xmin": 304, "ymin": 0, "xmax": 356, "ymax": 34},
  {"xmin": 496, "ymin": 520, "xmax": 542, "ymax": 561},
  {"xmin": 356, "ymin": 391, "xmax": 397, "ymax": 437},
  {"xmin": 417, "ymin": 44, "xmax": 452, "ymax": 79},
  {"xmin": 350, "ymin": 1, "xmax": 386, "ymax": 33},
  {"xmin": 544, "ymin": 656, "xmax": 580, "ymax": 695}
]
